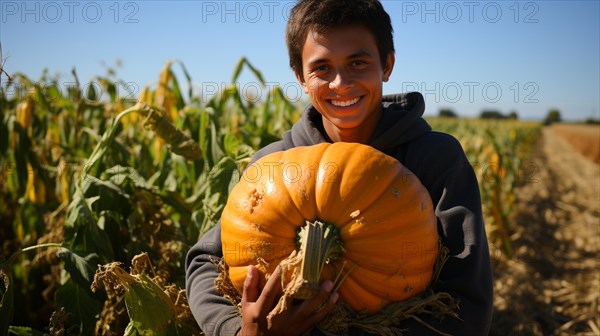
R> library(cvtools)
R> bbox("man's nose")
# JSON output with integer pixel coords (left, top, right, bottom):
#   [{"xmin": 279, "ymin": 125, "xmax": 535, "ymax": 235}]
[{"xmin": 329, "ymin": 69, "xmax": 353, "ymax": 92}]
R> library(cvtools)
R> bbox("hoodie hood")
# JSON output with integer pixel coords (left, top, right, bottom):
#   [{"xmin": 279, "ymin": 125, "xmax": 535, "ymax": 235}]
[{"xmin": 282, "ymin": 91, "xmax": 431, "ymax": 152}]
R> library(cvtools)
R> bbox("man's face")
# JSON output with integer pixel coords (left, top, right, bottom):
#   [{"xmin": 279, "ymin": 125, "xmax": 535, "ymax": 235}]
[{"xmin": 296, "ymin": 25, "xmax": 394, "ymax": 135}]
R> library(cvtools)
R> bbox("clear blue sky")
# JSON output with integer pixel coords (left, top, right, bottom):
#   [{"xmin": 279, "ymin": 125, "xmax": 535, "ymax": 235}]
[{"xmin": 2, "ymin": 0, "xmax": 599, "ymax": 121}]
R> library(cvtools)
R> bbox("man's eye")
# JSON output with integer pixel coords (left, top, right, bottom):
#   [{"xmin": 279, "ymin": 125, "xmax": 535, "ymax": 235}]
[
  {"xmin": 352, "ymin": 60, "xmax": 367, "ymax": 67},
  {"xmin": 314, "ymin": 65, "xmax": 329, "ymax": 72}
]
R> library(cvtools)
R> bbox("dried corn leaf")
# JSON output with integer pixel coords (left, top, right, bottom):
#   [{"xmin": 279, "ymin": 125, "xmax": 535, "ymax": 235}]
[{"xmin": 135, "ymin": 102, "xmax": 202, "ymax": 161}]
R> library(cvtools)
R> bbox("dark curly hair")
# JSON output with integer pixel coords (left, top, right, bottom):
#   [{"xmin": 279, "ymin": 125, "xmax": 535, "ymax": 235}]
[{"xmin": 286, "ymin": 0, "xmax": 394, "ymax": 80}]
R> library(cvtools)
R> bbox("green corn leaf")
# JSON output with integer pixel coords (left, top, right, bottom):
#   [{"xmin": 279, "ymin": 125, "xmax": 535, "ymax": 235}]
[
  {"xmin": 210, "ymin": 118, "xmax": 224, "ymax": 166},
  {"xmin": 65, "ymin": 190, "xmax": 90, "ymax": 231},
  {"xmin": 82, "ymin": 116, "xmax": 122, "ymax": 179},
  {"xmin": 103, "ymin": 165, "xmax": 190, "ymax": 217},
  {"xmin": 7, "ymin": 326, "xmax": 45, "ymax": 336},
  {"xmin": 223, "ymin": 133, "xmax": 254, "ymax": 162},
  {"xmin": 260, "ymin": 90, "xmax": 272, "ymax": 131},
  {"xmin": 207, "ymin": 156, "xmax": 238, "ymax": 202},
  {"xmin": 85, "ymin": 218, "xmax": 114, "ymax": 261},
  {"xmin": 82, "ymin": 174, "xmax": 131, "ymax": 205},
  {"xmin": 198, "ymin": 108, "xmax": 210, "ymax": 164},
  {"xmin": 231, "ymin": 57, "xmax": 246, "ymax": 83},
  {"xmin": 16, "ymin": 201, "xmax": 44, "ymax": 242},
  {"xmin": 159, "ymin": 190, "xmax": 193, "ymax": 219},
  {"xmin": 10, "ymin": 120, "xmax": 29, "ymax": 197},
  {"xmin": 202, "ymin": 192, "xmax": 224, "ymax": 228},
  {"xmin": 191, "ymin": 209, "xmax": 208, "ymax": 239},
  {"xmin": 98, "ymin": 78, "xmax": 118, "ymax": 103},
  {"xmin": 58, "ymin": 249, "xmax": 100, "ymax": 295},
  {"xmin": 169, "ymin": 69, "xmax": 185, "ymax": 111},
  {"xmin": 65, "ymin": 186, "xmax": 114, "ymax": 260},
  {"xmin": 58, "ymin": 114, "xmax": 69, "ymax": 148},
  {"xmin": 175, "ymin": 60, "xmax": 194, "ymax": 101},
  {"xmin": 34, "ymin": 83, "xmax": 59, "ymax": 115},
  {"xmin": 104, "ymin": 165, "xmax": 151, "ymax": 190},
  {"xmin": 148, "ymin": 152, "xmax": 172, "ymax": 190},
  {"xmin": 124, "ymin": 273, "xmax": 176, "ymax": 336},
  {"xmin": 0, "ymin": 111, "xmax": 8, "ymax": 157},
  {"xmin": 163, "ymin": 170, "xmax": 178, "ymax": 192},
  {"xmin": 232, "ymin": 86, "xmax": 248, "ymax": 118},
  {"xmin": 244, "ymin": 59, "xmax": 266, "ymax": 86},
  {"xmin": 235, "ymin": 144, "xmax": 254, "ymax": 163},
  {"xmin": 274, "ymin": 86, "xmax": 296, "ymax": 113},
  {"xmin": 223, "ymin": 133, "xmax": 239, "ymax": 159},
  {"xmin": 123, "ymin": 322, "xmax": 141, "ymax": 336},
  {"xmin": 55, "ymin": 279, "xmax": 102, "ymax": 336}
]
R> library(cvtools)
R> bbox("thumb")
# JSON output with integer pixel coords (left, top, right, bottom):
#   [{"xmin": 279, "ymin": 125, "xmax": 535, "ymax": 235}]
[{"xmin": 241, "ymin": 265, "xmax": 260, "ymax": 305}]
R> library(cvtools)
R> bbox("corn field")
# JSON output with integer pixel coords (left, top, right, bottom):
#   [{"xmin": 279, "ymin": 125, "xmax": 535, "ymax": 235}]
[
  {"xmin": 426, "ymin": 118, "xmax": 541, "ymax": 258},
  {"xmin": 1, "ymin": 60, "xmax": 542, "ymax": 335}
]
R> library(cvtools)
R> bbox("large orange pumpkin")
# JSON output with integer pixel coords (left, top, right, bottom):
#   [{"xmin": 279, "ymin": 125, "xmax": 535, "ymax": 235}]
[{"xmin": 221, "ymin": 142, "xmax": 439, "ymax": 313}]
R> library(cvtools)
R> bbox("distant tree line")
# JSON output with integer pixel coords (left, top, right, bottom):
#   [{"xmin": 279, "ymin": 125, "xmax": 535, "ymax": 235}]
[
  {"xmin": 479, "ymin": 110, "xmax": 519, "ymax": 120},
  {"xmin": 437, "ymin": 108, "xmax": 519, "ymax": 119},
  {"xmin": 438, "ymin": 108, "xmax": 458, "ymax": 118},
  {"xmin": 437, "ymin": 108, "xmax": 598, "ymax": 125}
]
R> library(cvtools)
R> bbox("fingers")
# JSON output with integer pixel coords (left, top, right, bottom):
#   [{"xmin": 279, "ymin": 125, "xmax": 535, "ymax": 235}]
[
  {"xmin": 301, "ymin": 280, "xmax": 334, "ymax": 312},
  {"xmin": 300, "ymin": 280, "xmax": 340, "ymax": 326},
  {"xmin": 305, "ymin": 293, "xmax": 339, "ymax": 328},
  {"xmin": 241, "ymin": 265, "xmax": 260, "ymax": 306},
  {"xmin": 242, "ymin": 263, "xmax": 341, "ymax": 335},
  {"xmin": 257, "ymin": 265, "xmax": 283, "ymax": 311}
]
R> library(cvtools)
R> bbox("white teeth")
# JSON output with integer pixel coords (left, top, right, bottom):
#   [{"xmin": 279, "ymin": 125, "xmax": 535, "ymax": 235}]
[{"xmin": 331, "ymin": 97, "xmax": 359, "ymax": 107}]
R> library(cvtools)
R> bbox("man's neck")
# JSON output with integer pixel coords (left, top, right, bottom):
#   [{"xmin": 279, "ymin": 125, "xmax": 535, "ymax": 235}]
[
  {"xmin": 322, "ymin": 107, "xmax": 382, "ymax": 144},
  {"xmin": 323, "ymin": 125, "xmax": 372, "ymax": 144}
]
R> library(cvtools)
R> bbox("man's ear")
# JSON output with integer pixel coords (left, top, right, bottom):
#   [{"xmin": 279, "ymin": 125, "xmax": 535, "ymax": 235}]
[
  {"xmin": 382, "ymin": 52, "xmax": 395, "ymax": 82},
  {"xmin": 295, "ymin": 71, "xmax": 309, "ymax": 94}
]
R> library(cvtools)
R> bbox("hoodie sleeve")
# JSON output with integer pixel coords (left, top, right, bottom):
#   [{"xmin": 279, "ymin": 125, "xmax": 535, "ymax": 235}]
[
  {"xmin": 185, "ymin": 223, "xmax": 242, "ymax": 336},
  {"xmin": 396, "ymin": 134, "xmax": 494, "ymax": 335}
]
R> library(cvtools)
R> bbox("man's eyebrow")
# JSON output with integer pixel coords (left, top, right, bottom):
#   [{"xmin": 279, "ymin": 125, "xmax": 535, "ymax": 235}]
[
  {"xmin": 306, "ymin": 50, "xmax": 374, "ymax": 67},
  {"xmin": 306, "ymin": 57, "xmax": 329, "ymax": 67}
]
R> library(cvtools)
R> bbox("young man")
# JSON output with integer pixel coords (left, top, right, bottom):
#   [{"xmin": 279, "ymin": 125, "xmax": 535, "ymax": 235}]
[{"xmin": 186, "ymin": 0, "xmax": 493, "ymax": 335}]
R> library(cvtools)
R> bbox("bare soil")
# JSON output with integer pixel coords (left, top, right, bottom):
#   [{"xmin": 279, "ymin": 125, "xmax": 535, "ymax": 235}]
[{"xmin": 490, "ymin": 128, "xmax": 600, "ymax": 335}]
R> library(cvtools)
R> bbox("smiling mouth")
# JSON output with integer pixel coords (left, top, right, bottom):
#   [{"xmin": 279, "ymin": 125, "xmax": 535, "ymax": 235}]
[{"xmin": 330, "ymin": 97, "xmax": 360, "ymax": 107}]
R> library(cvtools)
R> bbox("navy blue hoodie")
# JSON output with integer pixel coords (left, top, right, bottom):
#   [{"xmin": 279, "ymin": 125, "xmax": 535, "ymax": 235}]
[{"xmin": 185, "ymin": 92, "xmax": 493, "ymax": 335}]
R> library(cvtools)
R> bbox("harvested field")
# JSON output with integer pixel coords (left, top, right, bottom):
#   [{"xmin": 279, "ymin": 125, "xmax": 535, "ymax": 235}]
[
  {"xmin": 491, "ymin": 128, "xmax": 600, "ymax": 335},
  {"xmin": 552, "ymin": 124, "xmax": 600, "ymax": 164}
]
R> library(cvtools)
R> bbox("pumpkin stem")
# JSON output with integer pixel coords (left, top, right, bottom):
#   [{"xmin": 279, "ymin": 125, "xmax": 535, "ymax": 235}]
[{"xmin": 293, "ymin": 220, "xmax": 343, "ymax": 300}]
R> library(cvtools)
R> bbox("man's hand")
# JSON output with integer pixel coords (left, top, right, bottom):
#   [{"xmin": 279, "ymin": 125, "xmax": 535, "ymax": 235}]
[{"xmin": 238, "ymin": 264, "xmax": 339, "ymax": 336}]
